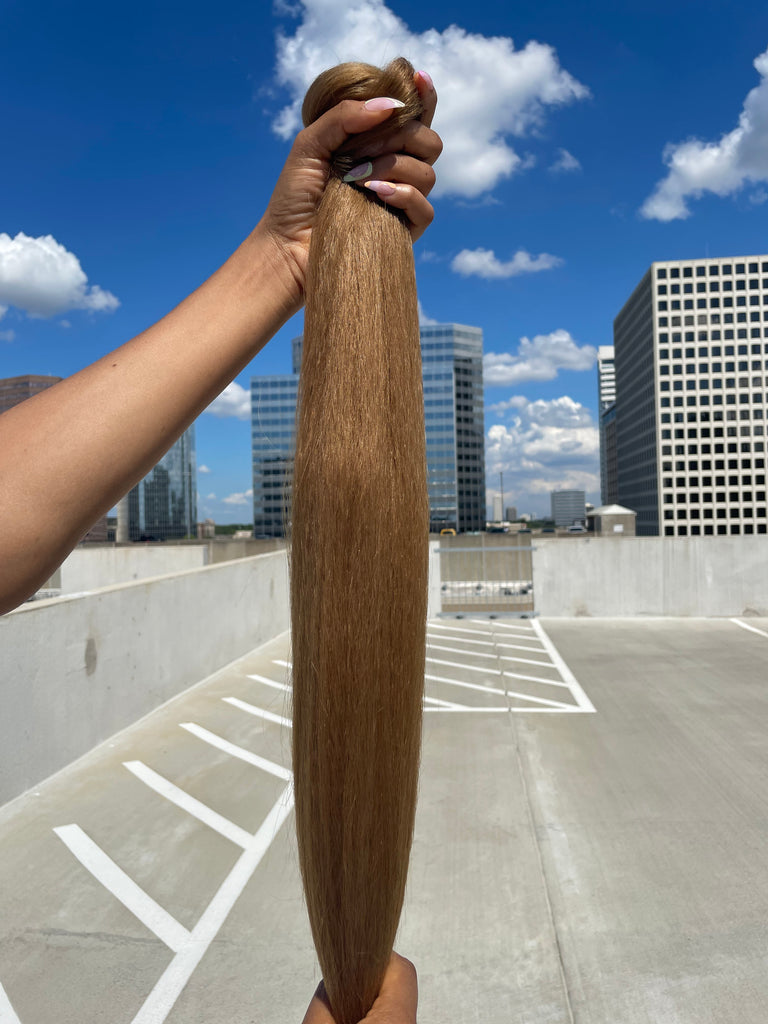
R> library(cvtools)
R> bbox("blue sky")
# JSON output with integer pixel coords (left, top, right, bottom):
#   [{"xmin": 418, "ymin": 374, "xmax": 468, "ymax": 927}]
[{"xmin": 4, "ymin": 0, "xmax": 768, "ymax": 520}]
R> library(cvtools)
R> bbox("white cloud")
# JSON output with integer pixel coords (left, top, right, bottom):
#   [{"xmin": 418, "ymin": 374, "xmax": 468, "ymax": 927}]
[
  {"xmin": 484, "ymin": 330, "xmax": 597, "ymax": 385},
  {"xmin": 198, "ymin": 464, "xmax": 212, "ymax": 474},
  {"xmin": 223, "ymin": 488, "xmax": 254, "ymax": 506},
  {"xmin": 549, "ymin": 148, "xmax": 581, "ymax": 173},
  {"xmin": 206, "ymin": 491, "xmax": 216, "ymax": 499},
  {"xmin": 641, "ymin": 47, "xmax": 768, "ymax": 220},
  {"xmin": 418, "ymin": 300, "xmax": 438, "ymax": 325},
  {"xmin": 452, "ymin": 247, "xmax": 563, "ymax": 280},
  {"xmin": 485, "ymin": 395, "xmax": 599, "ymax": 515},
  {"xmin": 272, "ymin": 0, "xmax": 589, "ymax": 197},
  {"xmin": 0, "ymin": 233, "xmax": 119, "ymax": 318},
  {"xmin": 205, "ymin": 382, "xmax": 251, "ymax": 420}
]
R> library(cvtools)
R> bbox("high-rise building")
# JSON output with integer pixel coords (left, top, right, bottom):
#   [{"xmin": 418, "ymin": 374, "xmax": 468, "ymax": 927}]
[
  {"xmin": 614, "ymin": 255, "xmax": 768, "ymax": 536},
  {"xmin": 250, "ymin": 323, "xmax": 486, "ymax": 536},
  {"xmin": 597, "ymin": 346, "xmax": 618, "ymax": 504},
  {"xmin": 0, "ymin": 374, "xmax": 62, "ymax": 415},
  {"xmin": 551, "ymin": 489, "xmax": 586, "ymax": 527},
  {"xmin": 127, "ymin": 427, "xmax": 197, "ymax": 540}
]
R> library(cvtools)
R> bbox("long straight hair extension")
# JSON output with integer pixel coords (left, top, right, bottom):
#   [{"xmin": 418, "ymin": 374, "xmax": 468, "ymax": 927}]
[{"xmin": 291, "ymin": 59, "xmax": 429, "ymax": 1024}]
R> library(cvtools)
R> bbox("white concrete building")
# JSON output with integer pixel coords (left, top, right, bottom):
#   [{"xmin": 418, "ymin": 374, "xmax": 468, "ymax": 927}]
[
  {"xmin": 614, "ymin": 255, "xmax": 768, "ymax": 536},
  {"xmin": 597, "ymin": 346, "xmax": 616, "ymax": 410}
]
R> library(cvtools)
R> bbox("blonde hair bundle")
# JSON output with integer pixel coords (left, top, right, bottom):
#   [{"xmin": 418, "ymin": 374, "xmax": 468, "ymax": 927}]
[{"xmin": 290, "ymin": 58, "xmax": 429, "ymax": 1024}]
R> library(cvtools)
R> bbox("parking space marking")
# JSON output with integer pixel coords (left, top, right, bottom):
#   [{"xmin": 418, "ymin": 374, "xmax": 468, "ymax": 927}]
[
  {"xmin": 0, "ymin": 981, "xmax": 22, "ymax": 1024},
  {"xmin": 53, "ymin": 824, "xmax": 190, "ymax": 952},
  {"xmin": 423, "ymin": 694, "xmax": 466, "ymax": 709},
  {"xmin": 246, "ymin": 673, "xmax": 291, "ymax": 693},
  {"xmin": 530, "ymin": 619, "xmax": 596, "ymax": 713},
  {"xmin": 223, "ymin": 698, "xmax": 292, "ymax": 730},
  {"xmin": 129, "ymin": 784, "xmax": 294, "ymax": 1024},
  {"xmin": 123, "ymin": 761, "xmax": 253, "ymax": 849},
  {"xmin": 731, "ymin": 618, "xmax": 768, "ymax": 639},
  {"xmin": 179, "ymin": 723, "xmax": 292, "ymax": 782}
]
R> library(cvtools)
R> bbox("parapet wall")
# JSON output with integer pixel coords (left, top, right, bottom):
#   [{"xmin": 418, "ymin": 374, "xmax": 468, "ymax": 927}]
[
  {"xmin": 533, "ymin": 537, "xmax": 768, "ymax": 617},
  {"xmin": 0, "ymin": 551, "xmax": 290, "ymax": 806}
]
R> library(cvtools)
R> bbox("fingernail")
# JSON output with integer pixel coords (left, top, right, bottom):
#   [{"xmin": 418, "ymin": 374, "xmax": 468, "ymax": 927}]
[
  {"xmin": 365, "ymin": 180, "xmax": 397, "ymax": 197},
  {"xmin": 364, "ymin": 97, "xmax": 405, "ymax": 111},
  {"xmin": 342, "ymin": 161, "xmax": 373, "ymax": 183},
  {"xmin": 416, "ymin": 70, "xmax": 434, "ymax": 91}
]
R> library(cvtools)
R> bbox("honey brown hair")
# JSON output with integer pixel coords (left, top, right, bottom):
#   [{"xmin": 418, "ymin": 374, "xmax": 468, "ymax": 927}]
[{"xmin": 290, "ymin": 58, "xmax": 429, "ymax": 1024}]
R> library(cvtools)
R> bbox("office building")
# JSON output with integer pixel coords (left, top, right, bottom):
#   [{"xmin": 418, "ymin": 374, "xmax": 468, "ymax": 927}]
[
  {"xmin": 614, "ymin": 255, "xmax": 768, "ymax": 536},
  {"xmin": 251, "ymin": 323, "xmax": 486, "ymax": 536},
  {"xmin": 0, "ymin": 374, "xmax": 62, "ymax": 415},
  {"xmin": 551, "ymin": 489, "xmax": 586, "ymax": 527},
  {"xmin": 127, "ymin": 427, "xmax": 197, "ymax": 540}
]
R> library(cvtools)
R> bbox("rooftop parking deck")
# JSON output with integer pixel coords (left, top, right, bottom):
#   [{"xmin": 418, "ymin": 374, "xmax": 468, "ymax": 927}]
[{"xmin": 2, "ymin": 615, "xmax": 768, "ymax": 1023}]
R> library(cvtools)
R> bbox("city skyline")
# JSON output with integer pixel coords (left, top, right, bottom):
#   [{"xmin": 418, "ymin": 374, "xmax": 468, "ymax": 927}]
[{"xmin": 4, "ymin": 2, "xmax": 768, "ymax": 519}]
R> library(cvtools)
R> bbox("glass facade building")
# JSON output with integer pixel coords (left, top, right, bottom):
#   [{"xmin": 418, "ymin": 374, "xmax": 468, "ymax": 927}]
[
  {"xmin": 250, "ymin": 323, "xmax": 486, "ymax": 536},
  {"xmin": 127, "ymin": 426, "xmax": 197, "ymax": 540}
]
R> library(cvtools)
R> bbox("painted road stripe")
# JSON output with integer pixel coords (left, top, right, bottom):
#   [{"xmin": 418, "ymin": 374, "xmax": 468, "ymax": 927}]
[
  {"xmin": 427, "ymin": 630, "xmax": 545, "ymax": 655},
  {"xmin": 0, "ymin": 981, "xmax": 22, "ymax": 1024},
  {"xmin": 53, "ymin": 824, "xmax": 190, "ymax": 952},
  {"xmin": 504, "ymin": 689, "xmax": 573, "ymax": 710},
  {"xmin": 423, "ymin": 694, "xmax": 466, "ymax": 709},
  {"xmin": 425, "ymin": 672, "xmax": 507, "ymax": 698},
  {"xmin": 531, "ymin": 619, "xmax": 596, "ymax": 713},
  {"xmin": 426, "ymin": 655, "xmax": 502, "ymax": 676},
  {"xmin": 223, "ymin": 698, "xmax": 293, "ymax": 729},
  {"xmin": 424, "ymin": 706, "xmax": 509, "ymax": 713},
  {"xmin": 130, "ymin": 785, "xmax": 294, "ymax": 1024},
  {"xmin": 247, "ymin": 673, "xmax": 291, "ymax": 693},
  {"xmin": 429, "ymin": 622, "xmax": 504, "ymax": 637},
  {"xmin": 123, "ymin": 761, "xmax": 252, "ymax": 849},
  {"xmin": 179, "ymin": 723, "xmax": 292, "ymax": 782},
  {"xmin": 273, "ymin": 659, "xmax": 292, "ymax": 669},
  {"xmin": 731, "ymin": 618, "xmax": 768, "ymax": 639},
  {"xmin": 427, "ymin": 642, "xmax": 504, "ymax": 660}
]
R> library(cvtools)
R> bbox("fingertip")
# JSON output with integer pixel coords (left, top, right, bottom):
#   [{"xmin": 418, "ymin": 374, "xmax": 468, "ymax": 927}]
[{"xmin": 414, "ymin": 70, "xmax": 437, "ymax": 127}]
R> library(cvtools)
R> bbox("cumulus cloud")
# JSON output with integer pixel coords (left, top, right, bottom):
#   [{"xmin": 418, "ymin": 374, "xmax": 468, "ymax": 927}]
[
  {"xmin": 484, "ymin": 330, "xmax": 597, "ymax": 386},
  {"xmin": 549, "ymin": 148, "xmax": 581, "ymax": 173},
  {"xmin": 223, "ymin": 488, "xmax": 254, "ymax": 506},
  {"xmin": 272, "ymin": 0, "xmax": 589, "ymax": 197},
  {"xmin": 198, "ymin": 464, "xmax": 212, "ymax": 474},
  {"xmin": 451, "ymin": 247, "xmax": 563, "ymax": 279},
  {"xmin": 641, "ymin": 47, "xmax": 768, "ymax": 220},
  {"xmin": 0, "ymin": 233, "xmax": 119, "ymax": 318},
  {"xmin": 418, "ymin": 300, "xmax": 439, "ymax": 326},
  {"xmin": 204, "ymin": 382, "xmax": 251, "ymax": 420},
  {"xmin": 485, "ymin": 395, "xmax": 599, "ymax": 515}
]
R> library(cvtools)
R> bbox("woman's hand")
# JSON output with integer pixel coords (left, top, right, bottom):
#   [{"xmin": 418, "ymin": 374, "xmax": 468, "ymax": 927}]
[
  {"xmin": 301, "ymin": 953, "xmax": 418, "ymax": 1024},
  {"xmin": 259, "ymin": 70, "xmax": 441, "ymax": 309}
]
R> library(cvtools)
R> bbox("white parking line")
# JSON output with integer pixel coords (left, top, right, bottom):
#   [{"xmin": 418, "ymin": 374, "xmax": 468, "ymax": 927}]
[
  {"xmin": 129, "ymin": 785, "xmax": 294, "ymax": 1024},
  {"xmin": 425, "ymin": 672, "xmax": 507, "ymax": 698},
  {"xmin": 223, "ymin": 698, "xmax": 292, "ymax": 729},
  {"xmin": 423, "ymin": 694, "xmax": 466, "ymax": 709},
  {"xmin": 531, "ymin": 619, "xmax": 596, "ymax": 713},
  {"xmin": 427, "ymin": 631, "xmax": 545, "ymax": 654},
  {"xmin": 730, "ymin": 618, "xmax": 768, "ymax": 639},
  {"xmin": 247, "ymin": 673, "xmax": 292, "ymax": 693},
  {"xmin": 53, "ymin": 824, "xmax": 190, "ymax": 952},
  {"xmin": 123, "ymin": 761, "xmax": 253, "ymax": 849},
  {"xmin": 0, "ymin": 981, "xmax": 22, "ymax": 1024},
  {"xmin": 179, "ymin": 723, "xmax": 292, "ymax": 782},
  {"xmin": 470, "ymin": 619, "xmax": 535, "ymax": 633},
  {"xmin": 426, "ymin": 655, "xmax": 502, "ymax": 676}
]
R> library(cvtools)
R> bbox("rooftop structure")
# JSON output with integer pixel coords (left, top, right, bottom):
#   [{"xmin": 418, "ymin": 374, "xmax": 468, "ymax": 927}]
[{"xmin": 0, "ymin": 374, "xmax": 62, "ymax": 415}]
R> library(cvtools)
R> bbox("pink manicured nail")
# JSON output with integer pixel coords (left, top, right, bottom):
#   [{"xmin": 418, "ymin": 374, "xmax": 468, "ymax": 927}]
[
  {"xmin": 365, "ymin": 180, "xmax": 397, "ymax": 197},
  {"xmin": 364, "ymin": 97, "xmax": 405, "ymax": 111},
  {"xmin": 416, "ymin": 70, "xmax": 434, "ymax": 91}
]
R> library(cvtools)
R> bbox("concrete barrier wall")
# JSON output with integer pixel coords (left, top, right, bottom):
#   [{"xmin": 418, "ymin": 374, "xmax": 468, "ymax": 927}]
[
  {"xmin": 60, "ymin": 544, "xmax": 209, "ymax": 593},
  {"xmin": 532, "ymin": 537, "xmax": 768, "ymax": 617},
  {"xmin": 0, "ymin": 551, "xmax": 290, "ymax": 806}
]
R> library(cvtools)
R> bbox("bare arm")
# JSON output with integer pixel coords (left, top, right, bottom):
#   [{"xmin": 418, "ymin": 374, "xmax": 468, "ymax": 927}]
[{"xmin": 0, "ymin": 75, "xmax": 439, "ymax": 614}]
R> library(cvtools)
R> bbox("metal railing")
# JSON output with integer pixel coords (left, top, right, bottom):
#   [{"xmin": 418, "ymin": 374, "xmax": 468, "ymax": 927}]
[{"xmin": 437, "ymin": 535, "xmax": 535, "ymax": 616}]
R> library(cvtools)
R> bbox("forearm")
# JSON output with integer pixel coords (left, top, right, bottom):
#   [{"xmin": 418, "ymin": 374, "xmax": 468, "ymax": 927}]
[{"xmin": 0, "ymin": 225, "xmax": 300, "ymax": 614}]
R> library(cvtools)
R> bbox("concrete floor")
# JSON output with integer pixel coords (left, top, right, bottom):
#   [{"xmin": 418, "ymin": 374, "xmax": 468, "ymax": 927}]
[{"xmin": 1, "ymin": 616, "xmax": 768, "ymax": 1023}]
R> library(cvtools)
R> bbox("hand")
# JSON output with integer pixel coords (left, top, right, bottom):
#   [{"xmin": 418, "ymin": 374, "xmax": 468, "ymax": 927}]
[
  {"xmin": 301, "ymin": 953, "xmax": 418, "ymax": 1024},
  {"xmin": 259, "ymin": 70, "xmax": 441, "ymax": 309}
]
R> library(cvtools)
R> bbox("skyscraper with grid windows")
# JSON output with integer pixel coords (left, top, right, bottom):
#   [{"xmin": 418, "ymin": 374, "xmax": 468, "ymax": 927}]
[
  {"xmin": 251, "ymin": 324, "xmax": 486, "ymax": 536},
  {"xmin": 613, "ymin": 255, "xmax": 768, "ymax": 536}
]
